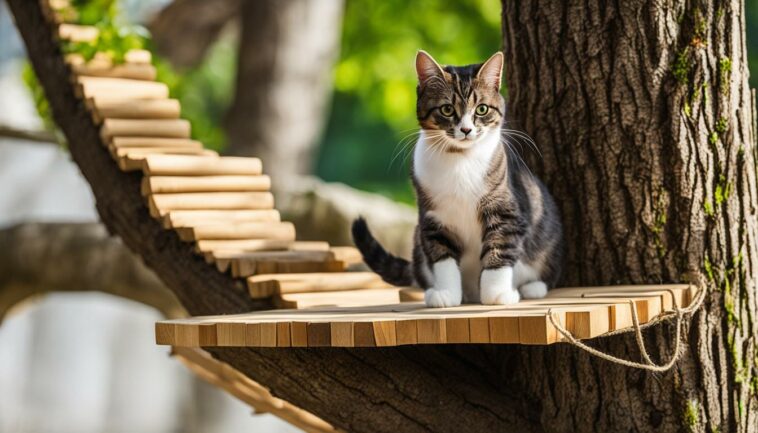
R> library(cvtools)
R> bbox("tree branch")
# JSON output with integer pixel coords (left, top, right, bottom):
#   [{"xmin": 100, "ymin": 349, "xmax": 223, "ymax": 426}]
[{"xmin": 0, "ymin": 222, "xmax": 185, "ymax": 320}]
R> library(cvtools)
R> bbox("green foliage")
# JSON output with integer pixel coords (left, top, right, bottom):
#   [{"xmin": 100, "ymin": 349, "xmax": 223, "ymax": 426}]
[
  {"xmin": 317, "ymin": 0, "xmax": 501, "ymax": 197},
  {"xmin": 21, "ymin": 63, "xmax": 55, "ymax": 133},
  {"xmin": 25, "ymin": 0, "xmax": 233, "ymax": 150}
]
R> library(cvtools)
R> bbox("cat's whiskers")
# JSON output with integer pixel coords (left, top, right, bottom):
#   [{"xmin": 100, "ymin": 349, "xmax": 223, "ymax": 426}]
[{"xmin": 390, "ymin": 130, "xmax": 422, "ymax": 169}]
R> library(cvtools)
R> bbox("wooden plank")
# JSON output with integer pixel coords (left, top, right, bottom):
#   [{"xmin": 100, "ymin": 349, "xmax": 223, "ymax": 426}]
[
  {"xmin": 155, "ymin": 322, "xmax": 175, "ymax": 345},
  {"xmin": 69, "ymin": 55, "xmax": 157, "ymax": 81},
  {"xmin": 290, "ymin": 322, "xmax": 308, "ymax": 347},
  {"xmin": 469, "ymin": 317, "xmax": 490, "ymax": 343},
  {"xmin": 248, "ymin": 272, "xmax": 391, "ymax": 298},
  {"xmin": 149, "ymin": 192, "xmax": 274, "ymax": 216},
  {"xmin": 330, "ymin": 322, "xmax": 354, "ymax": 347},
  {"xmin": 101, "ymin": 118, "xmax": 190, "ymax": 142},
  {"xmin": 395, "ymin": 320, "xmax": 418, "ymax": 345},
  {"xmin": 328, "ymin": 246, "xmax": 363, "ymax": 266},
  {"xmin": 276, "ymin": 322, "xmax": 291, "ymax": 347},
  {"xmin": 142, "ymin": 175, "xmax": 271, "ymax": 195},
  {"xmin": 175, "ymin": 222, "xmax": 295, "ymax": 242},
  {"xmin": 417, "ymin": 319, "xmax": 446, "ymax": 344},
  {"xmin": 91, "ymin": 98, "xmax": 179, "ymax": 121},
  {"xmin": 373, "ymin": 321, "xmax": 397, "ymax": 346},
  {"xmin": 143, "ymin": 155, "xmax": 263, "ymax": 176},
  {"xmin": 488, "ymin": 317, "xmax": 519, "ymax": 344},
  {"xmin": 77, "ymin": 76, "xmax": 168, "ymax": 100},
  {"xmin": 353, "ymin": 322, "xmax": 375, "ymax": 347},
  {"xmin": 445, "ymin": 318, "xmax": 470, "ymax": 343},
  {"xmin": 195, "ymin": 239, "xmax": 329, "ymax": 254},
  {"xmin": 118, "ymin": 150, "xmax": 217, "ymax": 172},
  {"xmin": 256, "ymin": 260, "xmax": 344, "ymax": 276},
  {"xmin": 163, "ymin": 209, "xmax": 280, "ymax": 228},
  {"xmin": 231, "ymin": 251, "xmax": 343, "ymax": 277},
  {"xmin": 112, "ymin": 137, "xmax": 202, "ymax": 149},
  {"xmin": 58, "ymin": 23, "xmax": 98, "ymax": 42},
  {"xmin": 216, "ymin": 323, "xmax": 246, "ymax": 346},
  {"xmin": 307, "ymin": 323, "xmax": 331, "ymax": 347},
  {"xmin": 400, "ymin": 287, "xmax": 424, "ymax": 302},
  {"xmin": 245, "ymin": 324, "xmax": 261, "ymax": 346},
  {"xmin": 260, "ymin": 323, "xmax": 277, "ymax": 347},
  {"xmin": 112, "ymin": 146, "xmax": 210, "ymax": 159},
  {"xmin": 518, "ymin": 315, "xmax": 556, "ymax": 345},
  {"xmin": 276, "ymin": 288, "xmax": 401, "ymax": 309}
]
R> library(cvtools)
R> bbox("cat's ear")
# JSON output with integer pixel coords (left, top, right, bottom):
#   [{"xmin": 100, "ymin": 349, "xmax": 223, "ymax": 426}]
[
  {"xmin": 477, "ymin": 52, "xmax": 504, "ymax": 90},
  {"xmin": 416, "ymin": 50, "xmax": 445, "ymax": 85}
]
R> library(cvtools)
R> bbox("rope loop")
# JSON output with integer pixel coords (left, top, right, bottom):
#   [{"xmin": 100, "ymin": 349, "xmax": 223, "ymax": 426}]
[{"xmin": 547, "ymin": 282, "xmax": 707, "ymax": 372}]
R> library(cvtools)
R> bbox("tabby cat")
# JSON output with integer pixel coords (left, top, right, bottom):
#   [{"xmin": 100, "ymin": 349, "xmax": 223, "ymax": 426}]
[{"xmin": 352, "ymin": 50, "xmax": 563, "ymax": 307}]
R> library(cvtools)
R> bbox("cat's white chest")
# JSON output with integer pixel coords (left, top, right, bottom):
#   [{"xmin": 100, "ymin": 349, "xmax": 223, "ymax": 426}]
[{"xmin": 414, "ymin": 132, "xmax": 499, "ymax": 301}]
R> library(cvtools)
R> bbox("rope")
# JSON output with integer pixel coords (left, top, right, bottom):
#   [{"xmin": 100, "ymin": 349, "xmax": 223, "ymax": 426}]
[{"xmin": 547, "ymin": 282, "xmax": 707, "ymax": 372}]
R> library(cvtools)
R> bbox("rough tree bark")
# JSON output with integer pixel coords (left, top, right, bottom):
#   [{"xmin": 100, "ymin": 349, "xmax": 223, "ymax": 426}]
[
  {"xmin": 9, "ymin": 1, "xmax": 757, "ymax": 432},
  {"xmin": 224, "ymin": 0, "xmax": 343, "ymax": 188},
  {"xmin": 503, "ymin": 0, "xmax": 758, "ymax": 431}
]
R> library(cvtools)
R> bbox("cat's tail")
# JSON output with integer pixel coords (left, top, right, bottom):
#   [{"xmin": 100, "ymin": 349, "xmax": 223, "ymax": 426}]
[{"xmin": 351, "ymin": 217, "xmax": 414, "ymax": 287}]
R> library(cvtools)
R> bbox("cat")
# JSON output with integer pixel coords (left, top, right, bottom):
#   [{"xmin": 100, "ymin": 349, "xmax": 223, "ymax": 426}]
[{"xmin": 351, "ymin": 50, "xmax": 563, "ymax": 307}]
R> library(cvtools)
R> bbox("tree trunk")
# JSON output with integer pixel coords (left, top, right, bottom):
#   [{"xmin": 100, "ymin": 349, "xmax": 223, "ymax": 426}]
[
  {"xmin": 0, "ymin": 222, "xmax": 185, "ymax": 321},
  {"xmin": 224, "ymin": 0, "xmax": 343, "ymax": 189},
  {"xmin": 149, "ymin": 0, "xmax": 241, "ymax": 69},
  {"xmin": 502, "ymin": 0, "xmax": 758, "ymax": 431}
]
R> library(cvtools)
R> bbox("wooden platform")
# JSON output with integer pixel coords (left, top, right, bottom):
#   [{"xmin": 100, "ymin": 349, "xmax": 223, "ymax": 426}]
[{"xmin": 156, "ymin": 284, "xmax": 696, "ymax": 347}]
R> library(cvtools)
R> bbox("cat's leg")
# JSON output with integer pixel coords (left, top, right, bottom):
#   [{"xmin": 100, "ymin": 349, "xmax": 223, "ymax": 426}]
[
  {"xmin": 419, "ymin": 216, "xmax": 463, "ymax": 308},
  {"xmin": 512, "ymin": 261, "xmax": 548, "ymax": 299},
  {"xmin": 480, "ymin": 266, "xmax": 520, "ymax": 304},
  {"xmin": 519, "ymin": 281, "xmax": 548, "ymax": 299},
  {"xmin": 478, "ymin": 205, "xmax": 527, "ymax": 305},
  {"xmin": 424, "ymin": 258, "xmax": 462, "ymax": 307}
]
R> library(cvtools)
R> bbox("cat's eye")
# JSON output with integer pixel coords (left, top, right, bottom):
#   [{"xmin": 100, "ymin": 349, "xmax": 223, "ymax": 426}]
[
  {"xmin": 475, "ymin": 104, "xmax": 489, "ymax": 116},
  {"xmin": 439, "ymin": 104, "xmax": 455, "ymax": 117}
]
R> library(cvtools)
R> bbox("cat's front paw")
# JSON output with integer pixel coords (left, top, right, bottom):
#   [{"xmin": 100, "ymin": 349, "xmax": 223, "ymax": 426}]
[
  {"xmin": 424, "ymin": 287, "xmax": 462, "ymax": 308},
  {"xmin": 480, "ymin": 267, "xmax": 521, "ymax": 305},
  {"xmin": 519, "ymin": 281, "xmax": 548, "ymax": 299}
]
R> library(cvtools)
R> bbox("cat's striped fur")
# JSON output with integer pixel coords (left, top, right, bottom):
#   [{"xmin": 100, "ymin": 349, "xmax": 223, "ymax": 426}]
[{"xmin": 352, "ymin": 51, "xmax": 563, "ymax": 306}]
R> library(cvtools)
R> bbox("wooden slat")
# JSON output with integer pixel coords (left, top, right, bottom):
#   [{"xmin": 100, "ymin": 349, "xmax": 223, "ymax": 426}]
[
  {"xmin": 111, "ymin": 137, "xmax": 203, "ymax": 149},
  {"xmin": 101, "ymin": 119, "xmax": 191, "ymax": 142},
  {"xmin": 194, "ymin": 239, "xmax": 330, "ymax": 254},
  {"xmin": 175, "ymin": 222, "xmax": 296, "ymax": 242},
  {"xmin": 90, "ymin": 98, "xmax": 180, "ymax": 121},
  {"xmin": 142, "ymin": 155, "xmax": 263, "ymax": 176},
  {"xmin": 77, "ymin": 76, "xmax": 168, "ymax": 100},
  {"xmin": 247, "ymin": 272, "xmax": 390, "ymax": 298},
  {"xmin": 68, "ymin": 54, "xmax": 157, "ymax": 81},
  {"xmin": 142, "ymin": 175, "xmax": 271, "ymax": 195},
  {"xmin": 149, "ymin": 192, "xmax": 275, "ymax": 217},
  {"xmin": 112, "ymin": 146, "xmax": 211, "ymax": 159},
  {"xmin": 162, "ymin": 209, "xmax": 281, "ymax": 228},
  {"xmin": 117, "ymin": 150, "xmax": 217, "ymax": 172},
  {"xmin": 276, "ymin": 288, "xmax": 401, "ymax": 309},
  {"xmin": 58, "ymin": 23, "xmax": 97, "ymax": 42},
  {"xmin": 328, "ymin": 246, "xmax": 363, "ymax": 266}
]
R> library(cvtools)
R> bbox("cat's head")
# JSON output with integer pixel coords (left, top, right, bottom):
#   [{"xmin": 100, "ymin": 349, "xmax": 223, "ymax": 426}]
[{"xmin": 415, "ymin": 50, "xmax": 504, "ymax": 152}]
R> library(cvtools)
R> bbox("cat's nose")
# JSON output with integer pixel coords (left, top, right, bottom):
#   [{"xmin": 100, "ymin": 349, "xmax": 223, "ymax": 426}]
[{"xmin": 460, "ymin": 127, "xmax": 472, "ymax": 135}]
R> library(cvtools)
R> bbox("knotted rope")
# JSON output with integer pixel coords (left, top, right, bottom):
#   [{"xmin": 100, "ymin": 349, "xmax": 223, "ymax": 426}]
[{"xmin": 547, "ymin": 281, "xmax": 707, "ymax": 372}]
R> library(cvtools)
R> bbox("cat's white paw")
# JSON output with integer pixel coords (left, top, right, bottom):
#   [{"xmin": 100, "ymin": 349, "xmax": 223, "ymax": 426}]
[
  {"xmin": 424, "ymin": 287, "xmax": 462, "ymax": 308},
  {"xmin": 480, "ymin": 267, "xmax": 521, "ymax": 305},
  {"xmin": 425, "ymin": 258, "xmax": 463, "ymax": 307},
  {"xmin": 519, "ymin": 281, "xmax": 548, "ymax": 299},
  {"xmin": 487, "ymin": 290, "xmax": 521, "ymax": 305}
]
